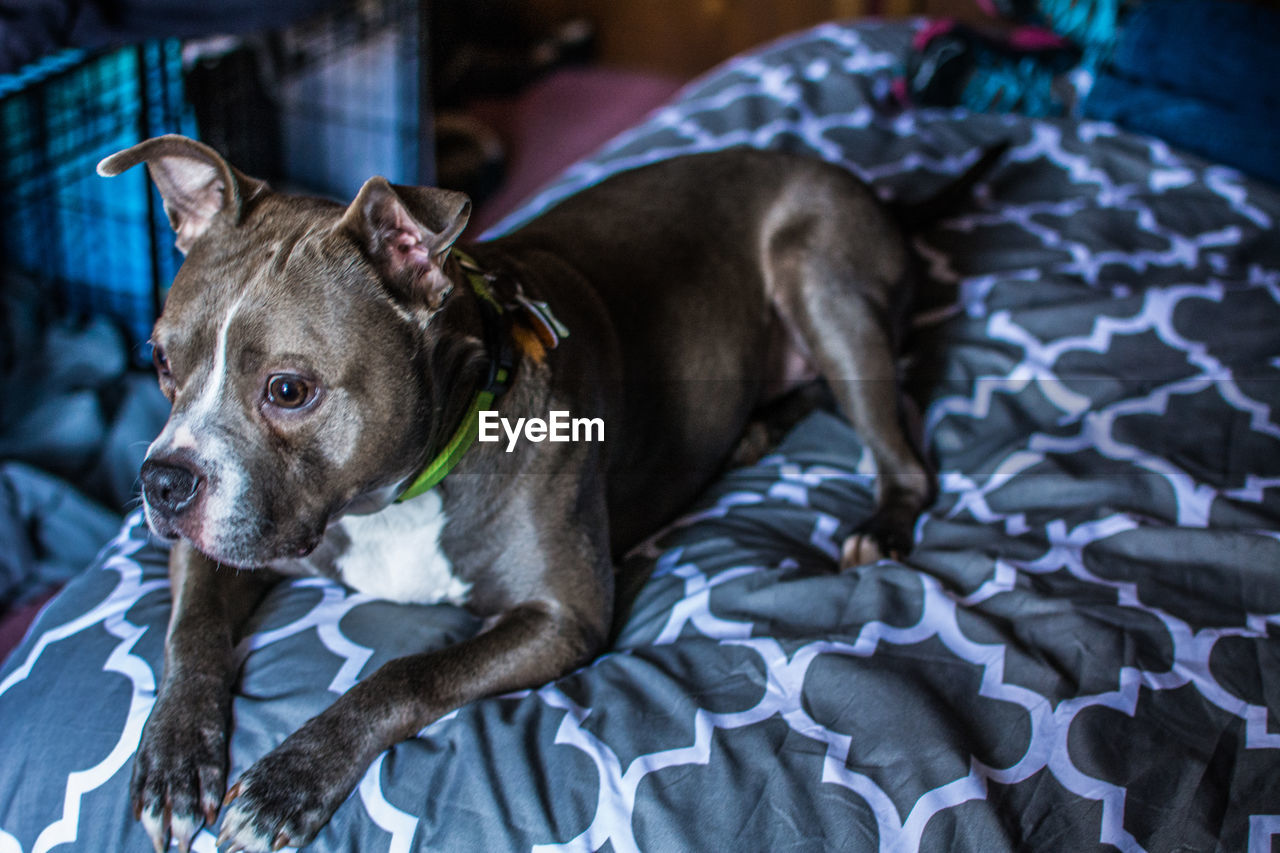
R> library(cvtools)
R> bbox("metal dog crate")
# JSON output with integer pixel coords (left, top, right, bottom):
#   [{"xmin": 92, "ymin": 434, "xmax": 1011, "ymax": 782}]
[
  {"xmin": 187, "ymin": 0, "xmax": 434, "ymax": 201},
  {"xmin": 1, "ymin": 0, "xmax": 431, "ymax": 362},
  {"xmin": 0, "ymin": 41, "xmax": 195, "ymax": 358}
]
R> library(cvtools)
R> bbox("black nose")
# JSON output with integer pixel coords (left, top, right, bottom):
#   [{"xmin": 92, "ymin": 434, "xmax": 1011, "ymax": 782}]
[{"xmin": 141, "ymin": 458, "xmax": 202, "ymax": 517}]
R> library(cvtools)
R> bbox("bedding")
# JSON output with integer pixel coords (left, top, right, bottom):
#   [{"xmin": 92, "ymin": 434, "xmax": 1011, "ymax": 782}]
[{"xmin": 2, "ymin": 18, "xmax": 1279, "ymax": 852}]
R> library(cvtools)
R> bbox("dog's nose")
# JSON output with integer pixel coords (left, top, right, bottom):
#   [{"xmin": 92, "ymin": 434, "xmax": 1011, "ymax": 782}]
[{"xmin": 141, "ymin": 458, "xmax": 202, "ymax": 516}]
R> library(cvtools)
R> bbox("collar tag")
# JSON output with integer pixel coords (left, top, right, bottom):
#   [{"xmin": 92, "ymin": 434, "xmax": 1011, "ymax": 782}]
[{"xmin": 514, "ymin": 292, "xmax": 570, "ymax": 350}]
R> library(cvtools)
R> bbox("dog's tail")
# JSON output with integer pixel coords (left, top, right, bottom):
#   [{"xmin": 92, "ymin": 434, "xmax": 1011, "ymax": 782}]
[{"xmin": 889, "ymin": 140, "xmax": 1010, "ymax": 232}]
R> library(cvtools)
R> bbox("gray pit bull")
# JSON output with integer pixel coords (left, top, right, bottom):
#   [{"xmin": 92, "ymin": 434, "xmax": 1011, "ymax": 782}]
[{"xmin": 99, "ymin": 134, "xmax": 988, "ymax": 851}]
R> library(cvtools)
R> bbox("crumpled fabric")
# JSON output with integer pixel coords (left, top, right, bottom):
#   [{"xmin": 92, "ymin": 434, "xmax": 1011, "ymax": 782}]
[
  {"xmin": 0, "ymin": 274, "xmax": 169, "ymax": 608},
  {"xmin": 0, "ymin": 461, "xmax": 120, "ymax": 607}
]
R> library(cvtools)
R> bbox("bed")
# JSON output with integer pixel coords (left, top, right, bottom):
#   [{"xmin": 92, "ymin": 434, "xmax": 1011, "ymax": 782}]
[{"xmin": 2, "ymin": 19, "xmax": 1278, "ymax": 852}]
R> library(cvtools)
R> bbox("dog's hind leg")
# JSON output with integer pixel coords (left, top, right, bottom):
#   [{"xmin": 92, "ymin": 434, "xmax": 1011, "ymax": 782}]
[
  {"xmin": 765, "ymin": 182, "xmax": 934, "ymax": 567},
  {"xmin": 800, "ymin": 288, "xmax": 933, "ymax": 566}
]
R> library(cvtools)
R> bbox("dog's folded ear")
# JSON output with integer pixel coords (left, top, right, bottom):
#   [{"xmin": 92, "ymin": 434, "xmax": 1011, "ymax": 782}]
[
  {"xmin": 97, "ymin": 135, "xmax": 266, "ymax": 254},
  {"xmin": 339, "ymin": 177, "xmax": 472, "ymax": 309}
]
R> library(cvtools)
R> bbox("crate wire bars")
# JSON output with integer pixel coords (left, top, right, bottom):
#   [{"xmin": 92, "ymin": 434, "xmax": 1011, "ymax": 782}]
[
  {"xmin": 1, "ymin": 41, "xmax": 194, "ymax": 358},
  {"xmin": 1, "ymin": 0, "xmax": 433, "ymax": 362}
]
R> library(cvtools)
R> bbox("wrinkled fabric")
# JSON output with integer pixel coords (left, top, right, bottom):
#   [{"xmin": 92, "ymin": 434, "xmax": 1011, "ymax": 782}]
[
  {"xmin": 1, "ymin": 275, "xmax": 169, "ymax": 610},
  {"xmin": 0, "ymin": 462, "xmax": 119, "ymax": 607},
  {"xmin": 0, "ymin": 290, "xmax": 167, "ymax": 514},
  {"xmin": 3, "ymin": 19, "xmax": 1279, "ymax": 853}
]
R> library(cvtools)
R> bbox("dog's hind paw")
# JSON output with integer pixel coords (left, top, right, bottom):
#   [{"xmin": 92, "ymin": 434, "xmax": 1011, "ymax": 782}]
[{"xmin": 839, "ymin": 504, "xmax": 918, "ymax": 569}]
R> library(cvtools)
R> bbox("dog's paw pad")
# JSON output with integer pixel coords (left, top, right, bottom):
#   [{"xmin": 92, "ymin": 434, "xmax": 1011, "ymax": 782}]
[{"xmin": 840, "ymin": 533, "xmax": 886, "ymax": 569}]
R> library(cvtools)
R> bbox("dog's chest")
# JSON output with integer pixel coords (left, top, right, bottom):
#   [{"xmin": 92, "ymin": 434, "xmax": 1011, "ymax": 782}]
[{"xmin": 279, "ymin": 491, "xmax": 470, "ymax": 605}]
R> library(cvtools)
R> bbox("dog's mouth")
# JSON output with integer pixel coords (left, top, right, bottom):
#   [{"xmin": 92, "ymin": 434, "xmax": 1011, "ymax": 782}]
[
  {"xmin": 144, "ymin": 501, "xmax": 325, "ymax": 569},
  {"xmin": 141, "ymin": 459, "xmax": 383, "ymax": 568},
  {"xmin": 195, "ymin": 534, "xmax": 322, "ymax": 570}
]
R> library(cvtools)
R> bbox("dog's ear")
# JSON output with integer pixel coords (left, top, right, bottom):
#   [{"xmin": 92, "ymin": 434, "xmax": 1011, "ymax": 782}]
[
  {"xmin": 97, "ymin": 135, "xmax": 266, "ymax": 254},
  {"xmin": 339, "ymin": 177, "xmax": 471, "ymax": 308}
]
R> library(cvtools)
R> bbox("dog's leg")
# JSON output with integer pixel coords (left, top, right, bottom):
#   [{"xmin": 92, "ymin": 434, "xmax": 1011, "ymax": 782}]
[
  {"xmin": 769, "ymin": 215, "xmax": 934, "ymax": 566},
  {"xmin": 132, "ymin": 541, "xmax": 276, "ymax": 853},
  {"xmin": 804, "ymin": 291, "xmax": 932, "ymax": 565},
  {"xmin": 218, "ymin": 599, "xmax": 605, "ymax": 851},
  {"xmin": 217, "ymin": 507, "xmax": 612, "ymax": 852}
]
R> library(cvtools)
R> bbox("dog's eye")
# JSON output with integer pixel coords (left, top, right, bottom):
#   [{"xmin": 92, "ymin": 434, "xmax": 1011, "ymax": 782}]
[
  {"xmin": 266, "ymin": 374, "xmax": 313, "ymax": 409},
  {"xmin": 151, "ymin": 344, "xmax": 172, "ymax": 380}
]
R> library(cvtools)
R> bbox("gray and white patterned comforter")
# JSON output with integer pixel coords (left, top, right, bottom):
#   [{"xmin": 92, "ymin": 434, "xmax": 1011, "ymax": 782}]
[{"xmin": 3, "ymin": 19, "xmax": 1279, "ymax": 853}]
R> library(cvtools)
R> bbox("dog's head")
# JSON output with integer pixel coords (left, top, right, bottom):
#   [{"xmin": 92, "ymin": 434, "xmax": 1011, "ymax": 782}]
[{"xmin": 101, "ymin": 135, "xmax": 482, "ymax": 567}]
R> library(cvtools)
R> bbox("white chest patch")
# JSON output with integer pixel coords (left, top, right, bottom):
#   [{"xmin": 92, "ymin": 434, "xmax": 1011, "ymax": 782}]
[{"xmin": 278, "ymin": 491, "xmax": 469, "ymax": 605}]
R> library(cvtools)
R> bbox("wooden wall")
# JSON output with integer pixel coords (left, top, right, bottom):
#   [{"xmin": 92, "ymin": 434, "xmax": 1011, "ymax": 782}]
[{"xmin": 525, "ymin": 0, "xmax": 983, "ymax": 77}]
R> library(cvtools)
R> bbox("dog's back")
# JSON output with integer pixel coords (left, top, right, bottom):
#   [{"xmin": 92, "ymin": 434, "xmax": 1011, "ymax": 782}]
[{"xmin": 486, "ymin": 149, "xmax": 914, "ymax": 551}]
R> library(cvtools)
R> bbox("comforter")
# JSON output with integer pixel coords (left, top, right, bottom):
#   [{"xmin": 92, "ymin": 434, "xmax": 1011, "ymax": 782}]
[{"xmin": 2, "ymin": 19, "xmax": 1278, "ymax": 853}]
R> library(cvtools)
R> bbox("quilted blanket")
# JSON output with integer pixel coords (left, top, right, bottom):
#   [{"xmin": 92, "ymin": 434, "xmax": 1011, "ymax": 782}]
[{"xmin": 3, "ymin": 19, "xmax": 1279, "ymax": 853}]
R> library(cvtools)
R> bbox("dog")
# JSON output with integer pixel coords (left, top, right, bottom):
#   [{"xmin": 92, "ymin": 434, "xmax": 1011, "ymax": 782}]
[{"xmin": 99, "ymin": 134, "xmax": 979, "ymax": 851}]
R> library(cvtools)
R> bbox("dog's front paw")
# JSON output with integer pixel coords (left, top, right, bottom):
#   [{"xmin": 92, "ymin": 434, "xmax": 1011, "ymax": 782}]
[
  {"xmin": 218, "ymin": 726, "xmax": 363, "ymax": 853},
  {"xmin": 131, "ymin": 696, "xmax": 230, "ymax": 853}
]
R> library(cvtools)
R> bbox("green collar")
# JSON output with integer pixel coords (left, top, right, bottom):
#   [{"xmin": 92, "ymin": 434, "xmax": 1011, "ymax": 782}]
[
  {"xmin": 396, "ymin": 250, "xmax": 512, "ymax": 502},
  {"xmin": 396, "ymin": 381, "xmax": 503, "ymax": 501}
]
